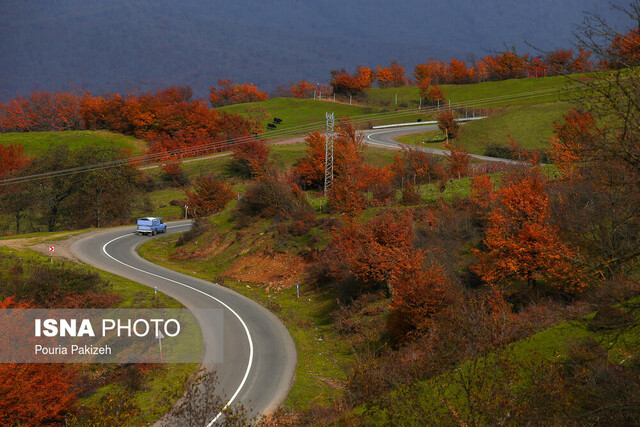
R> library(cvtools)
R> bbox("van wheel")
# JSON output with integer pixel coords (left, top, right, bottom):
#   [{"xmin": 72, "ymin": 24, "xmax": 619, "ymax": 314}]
[{"xmin": 152, "ymin": 230, "xmax": 156, "ymax": 236}]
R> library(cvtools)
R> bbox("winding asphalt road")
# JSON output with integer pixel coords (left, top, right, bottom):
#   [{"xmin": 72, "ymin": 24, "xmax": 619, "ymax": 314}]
[
  {"xmin": 363, "ymin": 124, "xmax": 521, "ymax": 164},
  {"xmin": 70, "ymin": 221, "xmax": 297, "ymax": 424}
]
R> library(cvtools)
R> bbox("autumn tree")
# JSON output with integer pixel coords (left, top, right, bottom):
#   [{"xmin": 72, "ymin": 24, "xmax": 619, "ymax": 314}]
[
  {"xmin": 294, "ymin": 120, "xmax": 373, "ymax": 213},
  {"xmin": 293, "ymin": 131, "xmax": 326, "ymax": 189},
  {"xmin": 472, "ymin": 168, "xmax": 586, "ymax": 297},
  {"xmin": 209, "ymin": 79, "xmax": 268, "ymax": 107},
  {"xmin": 330, "ymin": 66, "xmax": 375, "ymax": 96},
  {"xmin": 447, "ymin": 58, "xmax": 475, "ymax": 84},
  {"xmin": 391, "ymin": 147, "xmax": 443, "ymax": 186},
  {"xmin": 0, "ymin": 143, "xmax": 29, "ymax": 181},
  {"xmin": 185, "ymin": 173, "xmax": 235, "ymax": 218},
  {"xmin": 231, "ymin": 138, "xmax": 270, "ymax": 178},
  {"xmin": 445, "ymin": 142, "xmax": 470, "ymax": 178},
  {"xmin": 479, "ymin": 50, "xmax": 527, "ymax": 80},
  {"xmin": 238, "ymin": 170, "xmax": 309, "ymax": 219},
  {"xmin": 437, "ymin": 109, "xmax": 459, "ymax": 139},
  {"xmin": 388, "ymin": 252, "xmax": 457, "ymax": 342},
  {"xmin": 327, "ymin": 121, "xmax": 369, "ymax": 214},
  {"xmin": 322, "ymin": 210, "xmax": 415, "ymax": 295},
  {"xmin": 426, "ymin": 85, "xmax": 446, "ymax": 105},
  {"xmin": 289, "ymin": 80, "xmax": 316, "ymax": 98},
  {"xmin": 0, "ymin": 298, "xmax": 78, "ymax": 426},
  {"xmin": 376, "ymin": 60, "xmax": 406, "ymax": 88}
]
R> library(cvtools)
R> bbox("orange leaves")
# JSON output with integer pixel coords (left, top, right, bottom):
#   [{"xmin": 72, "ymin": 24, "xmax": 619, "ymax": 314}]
[
  {"xmin": 472, "ymin": 168, "xmax": 586, "ymax": 295},
  {"xmin": 330, "ymin": 66, "xmax": 376, "ymax": 95},
  {"xmin": 0, "ymin": 143, "xmax": 29, "ymax": 181},
  {"xmin": 209, "ymin": 79, "xmax": 268, "ymax": 107},
  {"xmin": 185, "ymin": 173, "xmax": 235, "ymax": 218},
  {"xmin": 437, "ymin": 109, "xmax": 459, "ymax": 139},
  {"xmin": 445, "ymin": 142, "xmax": 470, "ymax": 178},
  {"xmin": 550, "ymin": 109, "xmax": 599, "ymax": 178},
  {"xmin": 0, "ymin": 298, "xmax": 78, "ymax": 426},
  {"xmin": 375, "ymin": 60, "xmax": 406, "ymax": 88},
  {"xmin": 606, "ymin": 27, "xmax": 640, "ymax": 67},
  {"xmin": 0, "ymin": 90, "xmax": 83, "ymax": 132},
  {"xmin": 0, "ymin": 363, "xmax": 79, "ymax": 426},
  {"xmin": 388, "ymin": 253, "xmax": 455, "ymax": 340},
  {"xmin": 289, "ymin": 80, "xmax": 316, "ymax": 98},
  {"xmin": 293, "ymin": 131, "xmax": 326, "ymax": 189},
  {"xmin": 426, "ymin": 85, "xmax": 446, "ymax": 104},
  {"xmin": 478, "ymin": 51, "xmax": 527, "ymax": 80},
  {"xmin": 329, "ymin": 210, "xmax": 415, "ymax": 290},
  {"xmin": 231, "ymin": 138, "xmax": 270, "ymax": 178}
]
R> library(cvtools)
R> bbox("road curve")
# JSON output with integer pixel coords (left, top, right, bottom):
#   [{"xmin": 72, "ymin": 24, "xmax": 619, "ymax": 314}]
[
  {"xmin": 70, "ymin": 221, "xmax": 297, "ymax": 423},
  {"xmin": 363, "ymin": 125, "xmax": 522, "ymax": 164}
]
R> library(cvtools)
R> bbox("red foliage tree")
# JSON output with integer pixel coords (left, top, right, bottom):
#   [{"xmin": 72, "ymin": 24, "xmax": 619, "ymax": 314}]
[
  {"xmin": 550, "ymin": 109, "xmax": 600, "ymax": 178},
  {"xmin": 445, "ymin": 142, "xmax": 470, "ymax": 178},
  {"xmin": 391, "ymin": 146, "xmax": 443, "ymax": 185},
  {"xmin": 289, "ymin": 80, "xmax": 317, "ymax": 98},
  {"xmin": 209, "ymin": 79, "xmax": 268, "ymax": 107},
  {"xmin": 447, "ymin": 58, "xmax": 475, "ymax": 84},
  {"xmin": 437, "ymin": 109, "xmax": 459, "ymax": 139},
  {"xmin": 472, "ymin": 168, "xmax": 586, "ymax": 296},
  {"xmin": 327, "ymin": 210, "xmax": 415, "ymax": 292},
  {"xmin": 328, "ymin": 121, "xmax": 369, "ymax": 214},
  {"xmin": 184, "ymin": 173, "xmax": 235, "ymax": 217},
  {"xmin": 232, "ymin": 138, "xmax": 270, "ymax": 177},
  {"xmin": 546, "ymin": 48, "xmax": 576, "ymax": 75},
  {"xmin": 293, "ymin": 131, "xmax": 326, "ymax": 189},
  {"xmin": 426, "ymin": 85, "xmax": 447, "ymax": 105},
  {"xmin": 0, "ymin": 143, "xmax": 29, "ymax": 181},
  {"xmin": 0, "ymin": 298, "xmax": 79, "ymax": 426},
  {"xmin": 376, "ymin": 60, "xmax": 406, "ymax": 88},
  {"xmin": 479, "ymin": 51, "xmax": 527, "ymax": 80},
  {"xmin": 606, "ymin": 27, "xmax": 640, "ymax": 68},
  {"xmin": 388, "ymin": 252, "xmax": 456, "ymax": 341}
]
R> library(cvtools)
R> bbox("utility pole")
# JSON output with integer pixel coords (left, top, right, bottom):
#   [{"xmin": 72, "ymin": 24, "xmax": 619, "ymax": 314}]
[{"xmin": 324, "ymin": 112, "xmax": 335, "ymax": 197}]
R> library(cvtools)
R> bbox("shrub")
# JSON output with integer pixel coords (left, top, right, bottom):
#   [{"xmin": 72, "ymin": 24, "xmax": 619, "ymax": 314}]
[
  {"xmin": 184, "ymin": 173, "xmax": 235, "ymax": 218},
  {"xmin": 238, "ymin": 172, "xmax": 310, "ymax": 219}
]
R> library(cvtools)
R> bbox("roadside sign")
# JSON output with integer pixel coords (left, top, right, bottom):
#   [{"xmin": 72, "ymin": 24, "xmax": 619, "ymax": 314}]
[{"xmin": 49, "ymin": 246, "xmax": 54, "ymax": 252}]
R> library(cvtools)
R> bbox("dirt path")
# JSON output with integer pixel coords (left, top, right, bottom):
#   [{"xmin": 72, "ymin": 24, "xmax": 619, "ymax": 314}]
[{"xmin": 0, "ymin": 231, "xmax": 90, "ymax": 263}]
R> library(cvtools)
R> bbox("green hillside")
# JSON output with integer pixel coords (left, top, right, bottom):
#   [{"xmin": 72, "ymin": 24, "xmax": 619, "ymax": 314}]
[
  {"xmin": 397, "ymin": 101, "xmax": 572, "ymax": 154},
  {"xmin": 365, "ymin": 74, "xmax": 585, "ymax": 108},
  {"xmin": 217, "ymin": 97, "xmax": 427, "ymax": 135},
  {"xmin": 0, "ymin": 130, "xmax": 146, "ymax": 157}
]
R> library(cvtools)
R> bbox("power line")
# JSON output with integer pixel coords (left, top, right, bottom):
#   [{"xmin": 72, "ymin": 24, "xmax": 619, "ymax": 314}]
[{"xmin": 0, "ymin": 82, "xmax": 587, "ymax": 186}]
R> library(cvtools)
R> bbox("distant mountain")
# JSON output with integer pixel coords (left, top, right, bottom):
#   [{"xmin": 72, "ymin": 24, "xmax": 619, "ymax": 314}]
[{"xmin": 0, "ymin": 0, "xmax": 631, "ymax": 101}]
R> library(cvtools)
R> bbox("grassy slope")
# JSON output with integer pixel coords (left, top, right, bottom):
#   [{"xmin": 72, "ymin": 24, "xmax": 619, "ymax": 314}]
[
  {"xmin": 365, "ymin": 74, "xmax": 582, "ymax": 108},
  {"xmin": 396, "ymin": 102, "xmax": 572, "ymax": 154},
  {"xmin": 143, "ymin": 143, "xmax": 398, "ymax": 221},
  {"xmin": 0, "ymin": 130, "xmax": 146, "ymax": 157},
  {"xmin": 356, "ymin": 307, "xmax": 640, "ymax": 425},
  {"xmin": 138, "ymin": 209, "xmax": 352, "ymax": 411},
  {"xmin": 217, "ymin": 97, "xmax": 429, "ymax": 133},
  {"xmin": 0, "ymin": 245, "xmax": 198, "ymax": 424}
]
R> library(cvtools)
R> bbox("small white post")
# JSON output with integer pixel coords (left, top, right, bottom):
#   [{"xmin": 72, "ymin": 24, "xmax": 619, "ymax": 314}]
[
  {"xmin": 184, "ymin": 205, "xmax": 188, "ymax": 219},
  {"xmin": 296, "ymin": 283, "xmax": 300, "ymax": 298},
  {"xmin": 156, "ymin": 330, "xmax": 164, "ymax": 362}
]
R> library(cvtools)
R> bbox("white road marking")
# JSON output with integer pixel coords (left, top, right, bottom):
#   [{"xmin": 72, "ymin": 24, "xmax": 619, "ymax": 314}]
[{"xmin": 102, "ymin": 225, "xmax": 253, "ymax": 425}]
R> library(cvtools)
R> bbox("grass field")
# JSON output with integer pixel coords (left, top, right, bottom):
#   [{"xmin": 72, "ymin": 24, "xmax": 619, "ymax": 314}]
[
  {"xmin": 365, "ymin": 74, "xmax": 586, "ymax": 109},
  {"xmin": 0, "ymin": 130, "xmax": 146, "ymax": 157},
  {"xmin": 217, "ymin": 97, "xmax": 430, "ymax": 134},
  {"xmin": 396, "ymin": 101, "xmax": 572, "ymax": 154}
]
